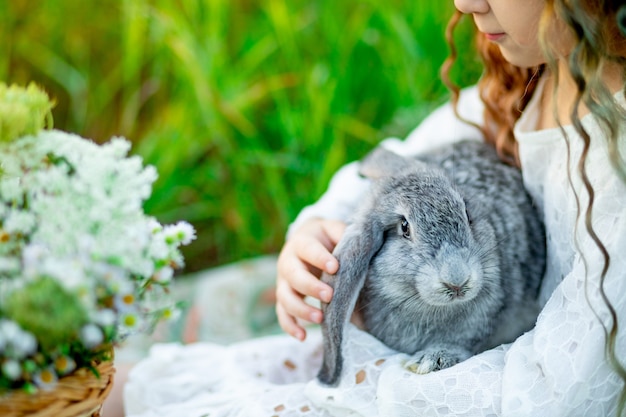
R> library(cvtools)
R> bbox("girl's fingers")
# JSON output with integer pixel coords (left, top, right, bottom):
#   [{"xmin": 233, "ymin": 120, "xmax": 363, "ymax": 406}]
[
  {"xmin": 275, "ymin": 279, "xmax": 323, "ymax": 324},
  {"xmin": 278, "ymin": 257, "xmax": 333, "ymax": 303},
  {"xmin": 276, "ymin": 302, "xmax": 305, "ymax": 341},
  {"xmin": 274, "ymin": 218, "xmax": 347, "ymax": 339},
  {"xmin": 275, "ymin": 292, "xmax": 323, "ymax": 342},
  {"xmin": 292, "ymin": 234, "xmax": 338, "ymax": 276}
]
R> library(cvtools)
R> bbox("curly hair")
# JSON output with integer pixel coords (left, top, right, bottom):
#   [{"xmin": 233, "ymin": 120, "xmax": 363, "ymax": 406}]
[
  {"xmin": 543, "ymin": 2, "xmax": 626, "ymax": 415},
  {"xmin": 440, "ymin": 11, "xmax": 544, "ymax": 167},
  {"xmin": 442, "ymin": 2, "xmax": 626, "ymax": 415}
]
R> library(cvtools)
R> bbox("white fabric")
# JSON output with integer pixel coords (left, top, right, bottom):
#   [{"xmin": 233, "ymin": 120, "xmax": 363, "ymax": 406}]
[{"xmin": 125, "ymin": 82, "xmax": 626, "ymax": 416}]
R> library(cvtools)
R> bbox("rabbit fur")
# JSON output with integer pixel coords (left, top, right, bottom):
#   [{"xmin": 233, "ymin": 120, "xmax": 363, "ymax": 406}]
[{"xmin": 317, "ymin": 140, "xmax": 546, "ymax": 386}]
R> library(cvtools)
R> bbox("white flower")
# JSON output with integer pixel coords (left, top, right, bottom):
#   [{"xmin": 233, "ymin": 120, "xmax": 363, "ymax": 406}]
[
  {"xmin": 108, "ymin": 276, "xmax": 134, "ymax": 296},
  {"xmin": 0, "ymin": 320, "xmax": 21, "ymax": 342},
  {"xmin": 3, "ymin": 209, "xmax": 36, "ymax": 234},
  {"xmin": 163, "ymin": 221, "xmax": 196, "ymax": 246},
  {"xmin": 148, "ymin": 237, "xmax": 170, "ymax": 261},
  {"xmin": 118, "ymin": 311, "xmax": 143, "ymax": 337},
  {"xmin": 54, "ymin": 355, "xmax": 76, "ymax": 376},
  {"xmin": 153, "ymin": 266, "xmax": 174, "ymax": 284},
  {"xmin": 11, "ymin": 330, "xmax": 38, "ymax": 359},
  {"xmin": 91, "ymin": 309, "xmax": 116, "ymax": 327},
  {"xmin": 33, "ymin": 366, "xmax": 58, "ymax": 390},
  {"xmin": 2, "ymin": 359, "xmax": 21, "ymax": 381},
  {"xmin": 160, "ymin": 305, "xmax": 181, "ymax": 322},
  {"xmin": 0, "ymin": 321, "xmax": 38, "ymax": 359},
  {"xmin": 0, "ymin": 177, "xmax": 23, "ymax": 204},
  {"xmin": 80, "ymin": 324, "xmax": 104, "ymax": 349},
  {"xmin": 147, "ymin": 218, "xmax": 163, "ymax": 234},
  {"xmin": 114, "ymin": 291, "xmax": 137, "ymax": 313},
  {"xmin": 91, "ymin": 262, "xmax": 126, "ymax": 285},
  {"xmin": 102, "ymin": 137, "xmax": 131, "ymax": 158},
  {"xmin": 41, "ymin": 257, "xmax": 86, "ymax": 290}
]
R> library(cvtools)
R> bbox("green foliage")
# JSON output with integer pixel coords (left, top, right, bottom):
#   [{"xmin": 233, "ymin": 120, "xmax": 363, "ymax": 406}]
[
  {"xmin": 1, "ymin": 1, "xmax": 481, "ymax": 271},
  {"xmin": 3, "ymin": 277, "xmax": 87, "ymax": 352}
]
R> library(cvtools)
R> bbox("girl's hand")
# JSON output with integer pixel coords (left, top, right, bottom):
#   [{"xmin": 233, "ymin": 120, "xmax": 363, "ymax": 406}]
[{"xmin": 276, "ymin": 218, "xmax": 346, "ymax": 341}]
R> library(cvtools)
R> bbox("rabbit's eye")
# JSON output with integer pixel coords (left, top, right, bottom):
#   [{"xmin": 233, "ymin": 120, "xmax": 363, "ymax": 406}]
[{"xmin": 400, "ymin": 217, "xmax": 410, "ymax": 239}]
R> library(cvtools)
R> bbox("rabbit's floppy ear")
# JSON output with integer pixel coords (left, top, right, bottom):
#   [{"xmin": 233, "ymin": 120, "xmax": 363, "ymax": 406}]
[
  {"xmin": 359, "ymin": 146, "xmax": 427, "ymax": 180},
  {"xmin": 317, "ymin": 216, "xmax": 386, "ymax": 386}
]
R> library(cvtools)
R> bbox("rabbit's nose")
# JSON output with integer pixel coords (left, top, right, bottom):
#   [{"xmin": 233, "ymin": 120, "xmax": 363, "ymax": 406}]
[{"xmin": 443, "ymin": 281, "xmax": 469, "ymax": 298}]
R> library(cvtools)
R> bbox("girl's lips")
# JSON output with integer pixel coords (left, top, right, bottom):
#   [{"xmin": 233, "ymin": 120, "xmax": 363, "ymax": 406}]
[{"xmin": 485, "ymin": 33, "xmax": 505, "ymax": 41}]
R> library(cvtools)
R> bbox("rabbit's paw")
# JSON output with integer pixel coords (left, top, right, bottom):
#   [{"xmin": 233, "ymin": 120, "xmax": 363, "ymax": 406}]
[{"xmin": 404, "ymin": 347, "xmax": 471, "ymax": 374}]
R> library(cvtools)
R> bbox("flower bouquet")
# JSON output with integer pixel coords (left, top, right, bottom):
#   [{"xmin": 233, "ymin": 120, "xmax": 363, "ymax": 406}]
[{"xmin": 0, "ymin": 83, "xmax": 195, "ymax": 416}]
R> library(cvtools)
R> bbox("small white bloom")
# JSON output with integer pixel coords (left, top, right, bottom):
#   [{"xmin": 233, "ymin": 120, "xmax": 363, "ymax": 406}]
[
  {"xmin": 41, "ymin": 257, "xmax": 85, "ymax": 290},
  {"xmin": 3, "ymin": 209, "xmax": 36, "ymax": 234},
  {"xmin": 148, "ymin": 237, "xmax": 170, "ymax": 261},
  {"xmin": 103, "ymin": 137, "xmax": 131, "ymax": 158},
  {"xmin": 147, "ymin": 218, "xmax": 163, "ymax": 234},
  {"xmin": 109, "ymin": 277, "xmax": 134, "ymax": 297},
  {"xmin": 0, "ymin": 320, "xmax": 22, "ymax": 342},
  {"xmin": 92, "ymin": 309, "xmax": 116, "ymax": 327},
  {"xmin": 123, "ymin": 224, "xmax": 150, "ymax": 250},
  {"xmin": 11, "ymin": 330, "xmax": 38, "ymax": 358},
  {"xmin": 153, "ymin": 266, "xmax": 173, "ymax": 284},
  {"xmin": 33, "ymin": 366, "xmax": 58, "ymax": 390},
  {"xmin": 162, "ymin": 222, "xmax": 196, "ymax": 245},
  {"xmin": 118, "ymin": 311, "xmax": 143, "ymax": 337},
  {"xmin": 54, "ymin": 355, "xmax": 77, "ymax": 376},
  {"xmin": 2, "ymin": 359, "xmax": 22, "ymax": 381},
  {"xmin": 80, "ymin": 324, "xmax": 104, "ymax": 349},
  {"xmin": 131, "ymin": 259, "xmax": 155, "ymax": 279},
  {"xmin": 92, "ymin": 262, "xmax": 126, "ymax": 285},
  {"xmin": 114, "ymin": 291, "xmax": 137, "ymax": 312},
  {"xmin": 161, "ymin": 306, "xmax": 181, "ymax": 322},
  {"xmin": 176, "ymin": 221, "xmax": 196, "ymax": 245},
  {"xmin": 0, "ymin": 177, "xmax": 23, "ymax": 204}
]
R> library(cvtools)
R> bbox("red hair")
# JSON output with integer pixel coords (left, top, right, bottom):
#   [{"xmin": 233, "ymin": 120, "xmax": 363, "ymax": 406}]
[{"xmin": 441, "ymin": 11, "xmax": 543, "ymax": 167}]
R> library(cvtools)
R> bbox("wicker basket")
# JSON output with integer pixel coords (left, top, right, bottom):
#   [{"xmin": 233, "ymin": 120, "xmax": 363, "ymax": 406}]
[{"xmin": 0, "ymin": 359, "xmax": 115, "ymax": 417}]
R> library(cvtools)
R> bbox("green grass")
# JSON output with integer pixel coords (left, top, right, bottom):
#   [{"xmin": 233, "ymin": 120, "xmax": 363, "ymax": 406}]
[{"xmin": 1, "ymin": 0, "xmax": 481, "ymax": 272}]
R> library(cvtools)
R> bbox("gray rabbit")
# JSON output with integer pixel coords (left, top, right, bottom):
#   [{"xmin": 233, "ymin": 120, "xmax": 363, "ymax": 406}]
[{"xmin": 318, "ymin": 140, "xmax": 546, "ymax": 386}]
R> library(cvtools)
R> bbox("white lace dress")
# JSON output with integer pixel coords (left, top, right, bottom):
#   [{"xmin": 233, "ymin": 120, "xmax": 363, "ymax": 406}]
[{"xmin": 124, "ymin": 80, "xmax": 626, "ymax": 417}]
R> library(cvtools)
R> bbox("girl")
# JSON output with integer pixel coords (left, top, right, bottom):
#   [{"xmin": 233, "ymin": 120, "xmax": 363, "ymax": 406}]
[{"xmin": 126, "ymin": 0, "xmax": 626, "ymax": 415}]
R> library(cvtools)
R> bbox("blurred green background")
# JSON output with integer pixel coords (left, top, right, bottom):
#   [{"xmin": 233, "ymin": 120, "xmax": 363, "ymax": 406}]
[{"xmin": 0, "ymin": 1, "xmax": 480, "ymax": 273}]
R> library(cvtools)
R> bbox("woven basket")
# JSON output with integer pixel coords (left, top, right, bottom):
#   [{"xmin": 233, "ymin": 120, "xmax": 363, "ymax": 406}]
[{"xmin": 0, "ymin": 359, "xmax": 115, "ymax": 417}]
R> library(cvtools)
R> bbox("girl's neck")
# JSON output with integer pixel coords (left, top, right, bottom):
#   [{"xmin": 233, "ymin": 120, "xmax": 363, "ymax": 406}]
[{"xmin": 536, "ymin": 59, "xmax": 624, "ymax": 131}]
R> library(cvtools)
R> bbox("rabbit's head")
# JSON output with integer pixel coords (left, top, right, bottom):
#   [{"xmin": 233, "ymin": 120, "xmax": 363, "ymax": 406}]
[{"xmin": 365, "ymin": 172, "xmax": 498, "ymax": 307}]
